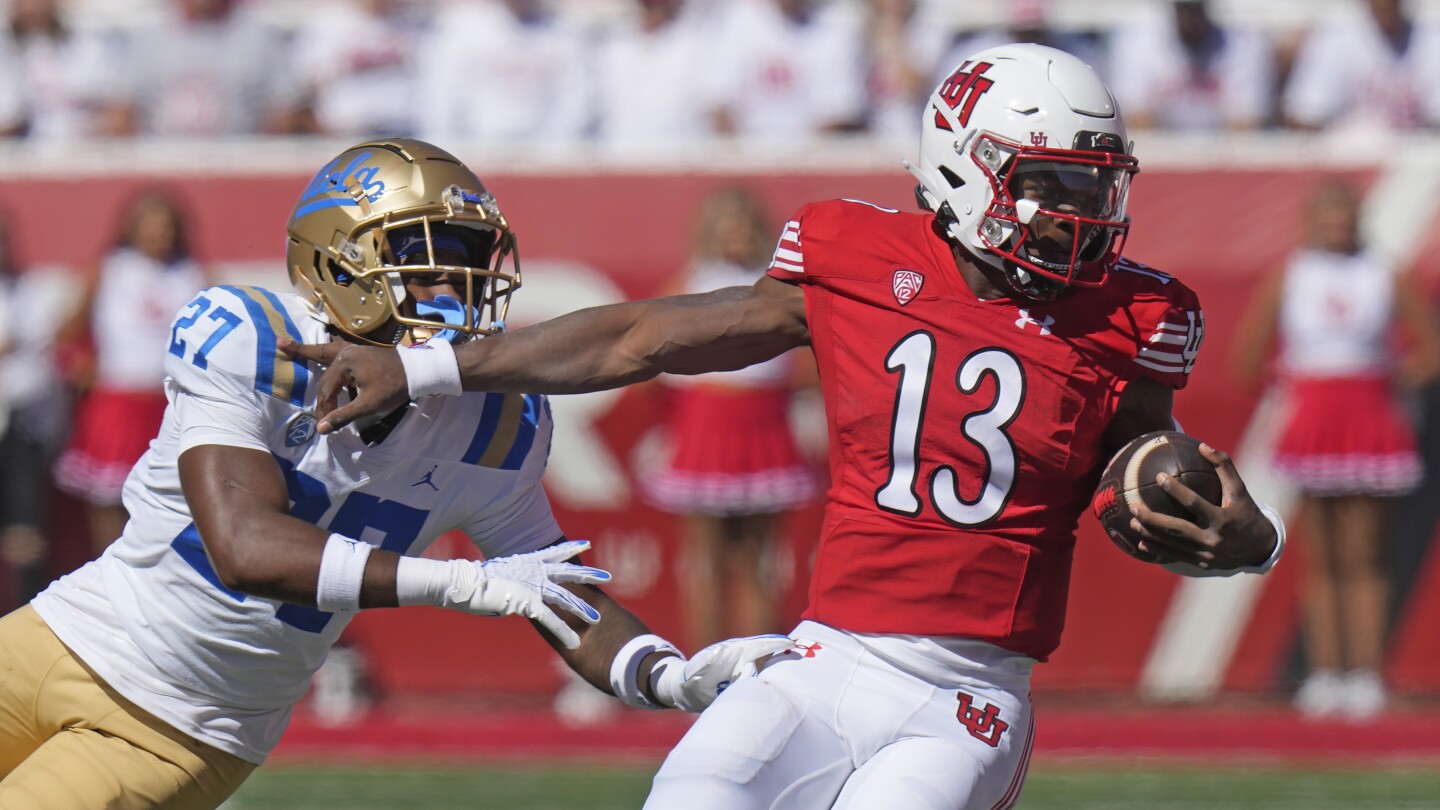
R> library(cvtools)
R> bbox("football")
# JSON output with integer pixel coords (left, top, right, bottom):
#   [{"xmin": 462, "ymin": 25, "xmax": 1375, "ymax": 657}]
[{"xmin": 1091, "ymin": 431, "xmax": 1222, "ymax": 563}]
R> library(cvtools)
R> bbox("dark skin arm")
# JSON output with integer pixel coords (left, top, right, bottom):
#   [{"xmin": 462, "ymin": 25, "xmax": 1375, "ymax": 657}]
[
  {"xmin": 181, "ymin": 444, "xmax": 671, "ymax": 700},
  {"xmin": 280, "ymin": 275, "xmax": 810, "ymax": 433},
  {"xmin": 179, "ymin": 444, "xmax": 401, "ymax": 607},
  {"xmin": 538, "ymin": 583, "xmax": 675, "ymax": 704}
]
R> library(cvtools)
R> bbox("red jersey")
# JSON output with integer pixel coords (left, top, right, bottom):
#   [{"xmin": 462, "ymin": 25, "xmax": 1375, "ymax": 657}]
[{"xmin": 766, "ymin": 199, "xmax": 1204, "ymax": 660}]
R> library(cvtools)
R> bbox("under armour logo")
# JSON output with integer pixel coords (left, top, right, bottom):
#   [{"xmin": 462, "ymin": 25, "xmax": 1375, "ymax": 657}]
[
  {"xmin": 1015, "ymin": 309, "xmax": 1054, "ymax": 336},
  {"xmin": 957, "ymin": 691, "xmax": 1010, "ymax": 748},
  {"xmin": 796, "ymin": 642, "xmax": 823, "ymax": 658},
  {"xmin": 412, "ymin": 464, "xmax": 440, "ymax": 491}
]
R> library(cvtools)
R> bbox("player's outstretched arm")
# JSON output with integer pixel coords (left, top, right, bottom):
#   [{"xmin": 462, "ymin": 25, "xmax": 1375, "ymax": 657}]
[
  {"xmin": 1103, "ymin": 378, "xmax": 1282, "ymax": 573},
  {"xmin": 279, "ymin": 275, "xmax": 809, "ymax": 434},
  {"xmin": 534, "ymin": 581, "xmax": 792, "ymax": 712},
  {"xmin": 179, "ymin": 445, "xmax": 610, "ymax": 647}
]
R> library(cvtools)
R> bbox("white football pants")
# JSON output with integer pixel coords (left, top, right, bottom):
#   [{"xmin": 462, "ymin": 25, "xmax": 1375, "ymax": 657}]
[{"xmin": 645, "ymin": 621, "xmax": 1034, "ymax": 810}]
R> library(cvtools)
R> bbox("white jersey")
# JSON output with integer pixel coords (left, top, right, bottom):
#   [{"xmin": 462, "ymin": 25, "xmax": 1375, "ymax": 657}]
[
  {"xmin": 1283, "ymin": 6, "xmax": 1440, "ymax": 131},
  {"xmin": 417, "ymin": 2, "xmax": 589, "ymax": 144},
  {"xmin": 705, "ymin": 0, "xmax": 866, "ymax": 139},
  {"xmin": 92, "ymin": 248, "xmax": 206, "ymax": 391},
  {"xmin": 1278, "ymin": 249, "xmax": 1396, "ymax": 378},
  {"xmin": 1107, "ymin": 10, "xmax": 1273, "ymax": 131},
  {"xmin": 34, "ymin": 285, "xmax": 561, "ymax": 764},
  {"xmin": 594, "ymin": 13, "xmax": 714, "ymax": 147}
]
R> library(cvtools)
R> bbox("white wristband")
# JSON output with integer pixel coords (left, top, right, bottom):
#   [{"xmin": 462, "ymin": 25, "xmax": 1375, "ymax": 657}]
[
  {"xmin": 316, "ymin": 534, "xmax": 372, "ymax": 613},
  {"xmin": 609, "ymin": 633, "xmax": 682, "ymax": 710},
  {"xmin": 398, "ymin": 338, "xmax": 462, "ymax": 399}
]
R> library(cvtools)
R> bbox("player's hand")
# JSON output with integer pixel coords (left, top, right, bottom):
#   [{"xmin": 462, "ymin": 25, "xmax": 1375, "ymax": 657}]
[
  {"xmin": 1128, "ymin": 444, "xmax": 1278, "ymax": 571},
  {"xmin": 446, "ymin": 541, "xmax": 612, "ymax": 649},
  {"xmin": 653, "ymin": 634, "xmax": 794, "ymax": 712},
  {"xmin": 277, "ymin": 339, "xmax": 409, "ymax": 435}
]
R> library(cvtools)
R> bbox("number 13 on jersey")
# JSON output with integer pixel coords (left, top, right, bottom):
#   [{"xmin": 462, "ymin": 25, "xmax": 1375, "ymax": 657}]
[{"xmin": 875, "ymin": 331, "xmax": 1026, "ymax": 527}]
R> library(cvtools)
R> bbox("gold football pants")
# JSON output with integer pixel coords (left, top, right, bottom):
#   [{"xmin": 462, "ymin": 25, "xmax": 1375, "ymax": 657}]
[{"xmin": 0, "ymin": 605, "xmax": 256, "ymax": 809}]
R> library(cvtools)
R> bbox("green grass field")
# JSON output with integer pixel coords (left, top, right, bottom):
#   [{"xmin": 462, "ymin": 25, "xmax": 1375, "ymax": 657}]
[{"xmin": 222, "ymin": 763, "xmax": 1440, "ymax": 809}]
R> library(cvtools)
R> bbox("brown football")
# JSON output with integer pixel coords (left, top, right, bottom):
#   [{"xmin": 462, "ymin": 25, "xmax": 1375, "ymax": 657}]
[{"xmin": 1091, "ymin": 431, "xmax": 1222, "ymax": 563}]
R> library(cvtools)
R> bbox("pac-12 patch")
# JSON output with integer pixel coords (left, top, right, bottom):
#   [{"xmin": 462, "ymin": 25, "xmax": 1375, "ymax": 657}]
[
  {"xmin": 893, "ymin": 269, "xmax": 925, "ymax": 306},
  {"xmin": 285, "ymin": 412, "xmax": 317, "ymax": 447}
]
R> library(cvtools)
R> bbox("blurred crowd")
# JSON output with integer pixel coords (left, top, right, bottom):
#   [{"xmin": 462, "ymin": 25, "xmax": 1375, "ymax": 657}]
[{"xmin": 2, "ymin": 0, "xmax": 1440, "ymax": 147}]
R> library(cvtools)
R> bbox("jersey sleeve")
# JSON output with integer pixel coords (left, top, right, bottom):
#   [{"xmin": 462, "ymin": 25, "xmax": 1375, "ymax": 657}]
[
  {"xmin": 1133, "ymin": 296, "xmax": 1205, "ymax": 390},
  {"xmin": 765, "ymin": 206, "xmax": 812, "ymax": 284},
  {"xmin": 173, "ymin": 389, "xmax": 272, "ymax": 454},
  {"xmin": 462, "ymin": 393, "xmax": 561, "ymax": 556},
  {"xmin": 464, "ymin": 483, "xmax": 564, "ymax": 558},
  {"xmin": 1111, "ymin": 263, "xmax": 1205, "ymax": 390},
  {"xmin": 1123, "ymin": 272, "xmax": 1203, "ymax": 389},
  {"xmin": 163, "ymin": 285, "xmax": 316, "ymax": 408},
  {"xmin": 765, "ymin": 200, "xmax": 903, "ymax": 285},
  {"xmin": 164, "ymin": 286, "xmax": 319, "ymax": 450}
]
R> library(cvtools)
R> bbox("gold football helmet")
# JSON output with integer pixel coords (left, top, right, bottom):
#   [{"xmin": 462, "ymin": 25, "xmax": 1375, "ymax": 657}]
[{"xmin": 286, "ymin": 138, "xmax": 519, "ymax": 345}]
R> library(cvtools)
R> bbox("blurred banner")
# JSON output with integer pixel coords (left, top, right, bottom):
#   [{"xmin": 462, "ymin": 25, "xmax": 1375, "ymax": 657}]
[{"xmin": 10, "ymin": 142, "xmax": 1440, "ymax": 700}]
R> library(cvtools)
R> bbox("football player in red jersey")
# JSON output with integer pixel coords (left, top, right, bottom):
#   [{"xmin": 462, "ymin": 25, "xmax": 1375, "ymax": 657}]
[{"xmin": 285, "ymin": 44, "xmax": 1285, "ymax": 810}]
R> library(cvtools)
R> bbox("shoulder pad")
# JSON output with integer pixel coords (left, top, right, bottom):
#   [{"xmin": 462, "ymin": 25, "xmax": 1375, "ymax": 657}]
[
  {"xmin": 164, "ymin": 285, "xmax": 319, "ymax": 406},
  {"xmin": 459, "ymin": 392, "xmax": 553, "ymax": 485}
]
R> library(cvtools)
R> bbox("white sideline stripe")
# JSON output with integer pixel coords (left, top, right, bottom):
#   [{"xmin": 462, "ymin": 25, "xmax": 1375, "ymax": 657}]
[
  {"xmin": 1139, "ymin": 388, "xmax": 1296, "ymax": 701},
  {"xmin": 1139, "ymin": 150, "xmax": 1440, "ymax": 702},
  {"xmin": 771, "ymin": 260, "xmax": 804, "ymax": 273},
  {"xmin": 1148, "ymin": 333, "xmax": 1190, "ymax": 345},
  {"xmin": 774, "ymin": 247, "xmax": 804, "ymax": 263},
  {"xmin": 1361, "ymin": 150, "xmax": 1440, "ymax": 269}
]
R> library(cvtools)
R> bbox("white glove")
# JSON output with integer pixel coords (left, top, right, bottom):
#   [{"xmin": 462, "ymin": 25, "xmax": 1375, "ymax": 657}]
[
  {"xmin": 396, "ymin": 540, "xmax": 611, "ymax": 649},
  {"xmin": 652, "ymin": 634, "xmax": 794, "ymax": 712}
]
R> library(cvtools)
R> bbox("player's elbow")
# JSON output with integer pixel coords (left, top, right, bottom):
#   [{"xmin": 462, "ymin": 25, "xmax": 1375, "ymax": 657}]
[
  {"xmin": 205, "ymin": 539, "xmax": 255, "ymax": 593},
  {"xmin": 201, "ymin": 528, "xmax": 274, "ymax": 595}
]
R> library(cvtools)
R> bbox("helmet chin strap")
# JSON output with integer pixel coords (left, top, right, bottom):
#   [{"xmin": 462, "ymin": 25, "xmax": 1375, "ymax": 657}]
[{"xmin": 902, "ymin": 160, "xmax": 940, "ymax": 205}]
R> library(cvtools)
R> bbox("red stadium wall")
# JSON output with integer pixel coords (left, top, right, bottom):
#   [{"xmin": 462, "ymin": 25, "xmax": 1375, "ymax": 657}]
[{"xmin": 10, "ymin": 159, "xmax": 1439, "ymax": 700}]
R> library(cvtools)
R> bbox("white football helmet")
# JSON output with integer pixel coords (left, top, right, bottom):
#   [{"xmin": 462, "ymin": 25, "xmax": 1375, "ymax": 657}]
[{"xmin": 905, "ymin": 43, "xmax": 1138, "ymax": 300}]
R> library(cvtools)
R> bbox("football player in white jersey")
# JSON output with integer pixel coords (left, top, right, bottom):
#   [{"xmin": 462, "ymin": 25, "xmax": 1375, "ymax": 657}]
[{"xmin": 0, "ymin": 139, "xmax": 790, "ymax": 810}]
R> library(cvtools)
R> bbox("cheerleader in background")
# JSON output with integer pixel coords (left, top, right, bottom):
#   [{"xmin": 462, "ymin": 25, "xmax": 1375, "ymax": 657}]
[
  {"xmin": 644, "ymin": 188, "xmax": 819, "ymax": 648},
  {"xmin": 1233, "ymin": 180, "xmax": 1440, "ymax": 720},
  {"xmin": 54, "ymin": 190, "xmax": 206, "ymax": 554}
]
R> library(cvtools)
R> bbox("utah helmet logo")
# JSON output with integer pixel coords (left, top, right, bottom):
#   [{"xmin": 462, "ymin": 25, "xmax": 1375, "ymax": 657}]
[
  {"xmin": 294, "ymin": 151, "xmax": 386, "ymax": 219},
  {"xmin": 892, "ymin": 269, "xmax": 925, "ymax": 307},
  {"xmin": 934, "ymin": 60, "xmax": 995, "ymax": 130}
]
